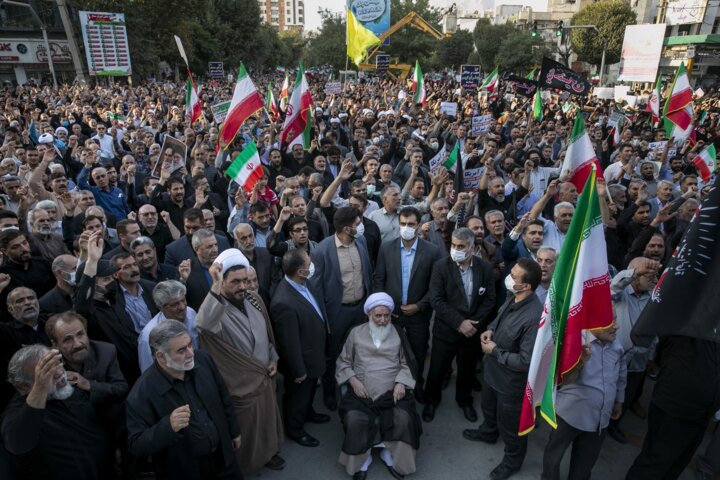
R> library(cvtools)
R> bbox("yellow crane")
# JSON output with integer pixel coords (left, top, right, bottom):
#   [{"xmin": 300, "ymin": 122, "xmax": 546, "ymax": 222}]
[{"xmin": 359, "ymin": 11, "xmax": 452, "ymax": 79}]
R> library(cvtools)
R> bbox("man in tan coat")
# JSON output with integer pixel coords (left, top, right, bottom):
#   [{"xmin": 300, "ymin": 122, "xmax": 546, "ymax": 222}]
[{"xmin": 196, "ymin": 248, "xmax": 285, "ymax": 473}]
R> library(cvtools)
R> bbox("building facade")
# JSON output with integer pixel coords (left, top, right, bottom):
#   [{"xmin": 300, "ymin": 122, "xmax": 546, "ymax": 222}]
[{"xmin": 257, "ymin": 0, "xmax": 304, "ymax": 32}]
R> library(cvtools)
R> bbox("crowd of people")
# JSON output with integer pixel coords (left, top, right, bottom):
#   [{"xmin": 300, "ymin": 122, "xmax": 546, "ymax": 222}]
[{"xmin": 0, "ymin": 68, "xmax": 718, "ymax": 480}]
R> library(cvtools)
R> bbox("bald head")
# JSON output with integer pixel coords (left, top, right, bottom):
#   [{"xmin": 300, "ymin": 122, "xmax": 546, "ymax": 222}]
[
  {"xmin": 7, "ymin": 287, "xmax": 39, "ymax": 325},
  {"xmin": 233, "ymin": 223, "xmax": 255, "ymax": 254}
]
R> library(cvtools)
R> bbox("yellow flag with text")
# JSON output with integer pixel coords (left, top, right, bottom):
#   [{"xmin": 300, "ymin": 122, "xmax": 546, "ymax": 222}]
[{"xmin": 347, "ymin": 8, "xmax": 381, "ymax": 66}]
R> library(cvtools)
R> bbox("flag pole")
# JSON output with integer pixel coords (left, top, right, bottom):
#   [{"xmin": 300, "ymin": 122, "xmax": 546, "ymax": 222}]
[{"xmin": 343, "ymin": 7, "xmax": 351, "ymax": 92}]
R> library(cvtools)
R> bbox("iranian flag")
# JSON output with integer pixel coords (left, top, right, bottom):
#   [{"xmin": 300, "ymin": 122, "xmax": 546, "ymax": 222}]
[
  {"xmin": 411, "ymin": 61, "xmax": 426, "ymax": 106},
  {"xmin": 533, "ymin": 88, "xmax": 543, "ymax": 121},
  {"xmin": 647, "ymin": 77, "xmax": 662, "ymax": 124},
  {"xmin": 480, "ymin": 66, "xmax": 499, "ymax": 91},
  {"xmin": 610, "ymin": 116, "xmax": 623, "ymax": 146},
  {"xmin": 185, "ymin": 77, "xmax": 202, "ymax": 123},
  {"xmin": 218, "ymin": 63, "xmax": 264, "ymax": 150},
  {"xmin": 279, "ymin": 72, "xmax": 290, "ymax": 112},
  {"xmin": 519, "ymin": 167, "xmax": 613, "ymax": 435},
  {"xmin": 266, "ymin": 83, "xmax": 279, "ymax": 121},
  {"xmin": 226, "ymin": 141, "xmax": 264, "ymax": 192},
  {"xmin": 442, "ymin": 141, "xmax": 460, "ymax": 173},
  {"xmin": 281, "ymin": 64, "xmax": 313, "ymax": 151},
  {"xmin": 694, "ymin": 143, "xmax": 717, "ymax": 181},
  {"xmin": 664, "ymin": 62, "xmax": 694, "ymax": 143},
  {"xmin": 560, "ymin": 114, "xmax": 604, "ymax": 193}
]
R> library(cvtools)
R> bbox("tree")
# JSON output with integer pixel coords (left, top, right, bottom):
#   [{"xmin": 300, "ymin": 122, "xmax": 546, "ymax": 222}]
[
  {"xmin": 304, "ymin": 9, "xmax": 346, "ymax": 70},
  {"xmin": 473, "ymin": 19, "xmax": 517, "ymax": 71},
  {"xmin": 495, "ymin": 32, "xmax": 547, "ymax": 73},
  {"xmin": 384, "ymin": 0, "xmax": 443, "ymax": 64},
  {"xmin": 434, "ymin": 29, "xmax": 475, "ymax": 69},
  {"xmin": 280, "ymin": 30, "xmax": 305, "ymax": 66},
  {"xmin": 569, "ymin": 0, "xmax": 637, "ymax": 66}
]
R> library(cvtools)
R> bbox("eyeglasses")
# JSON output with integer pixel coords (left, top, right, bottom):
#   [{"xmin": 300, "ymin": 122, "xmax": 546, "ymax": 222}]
[{"xmin": 291, "ymin": 227, "xmax": 308, "ymax": 233}]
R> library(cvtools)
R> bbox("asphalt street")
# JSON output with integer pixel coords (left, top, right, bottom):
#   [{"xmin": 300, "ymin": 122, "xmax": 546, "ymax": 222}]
[{"xmin": 249, "ymin": 375, "xmax": 703, "ymax": 480}]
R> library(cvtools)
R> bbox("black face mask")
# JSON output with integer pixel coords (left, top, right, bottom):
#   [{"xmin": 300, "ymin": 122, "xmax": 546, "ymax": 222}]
[{"xmin": 95, "ymin": 281, "xmax": 117, "ymax": 300}]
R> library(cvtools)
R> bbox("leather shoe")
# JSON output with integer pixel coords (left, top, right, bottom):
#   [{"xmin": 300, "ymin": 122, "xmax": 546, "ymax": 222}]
[
  {"xmin": 306, "ymin": 412, "xmax": 331, "ymax": 424},
  {"xmin": 607, "ymin": 425, "xmax": 627, "ymax": 444},
  {"xmin": 386, "ymin": 464, "xmax": 405, "ymax": 479},
  {"xmin": 353, "ymin": 471, "xmax": 368, "ymax": 480},
  {"xmin": 462, "ymin": 405, "xmax": 478, "ymax": 422},
  {"xmin": 422, "ymin": 404, "xmax": 436, "ymax": 422},
  {"xmin": 323, "ymin": 392, "xmax": 338, "ymax": 411},
  {"xmin": 462, "ymin": 428, "xmax": 497, "ymax": 444},
  {"xmin": 265, "ymin": 454, "xmax": 286, "ymax": 470},
  {"xmin": 489, "ymin": 463, "xmax": 520, "ymax": 480},
  {"xmin": 289, "ymin": 434, "xmax": 319, "ymax": 447}
]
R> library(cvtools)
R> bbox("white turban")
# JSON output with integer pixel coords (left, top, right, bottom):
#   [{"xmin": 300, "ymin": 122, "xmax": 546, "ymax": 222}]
[
  {"xmin": 55, "ymin": 127, "xmax": 68, "ymax": 136},
  {"xmin": 38, "ymin": 133, "xmax": 54, "ymax": 144},
  {"xmin": 363, "ymin": 292, "xmax": 394, "ymax": 315},
  {"xmin": 338, "ymin": 112, "xmax": 349, "ymax": 119},
  {"xmin": 215, "ymin": 248, "xmax": 249, "ymax": 275}
]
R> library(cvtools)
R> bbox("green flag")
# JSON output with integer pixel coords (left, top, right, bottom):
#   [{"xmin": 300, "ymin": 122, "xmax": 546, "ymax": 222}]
[
  {"xmin": 443, "ymin": 141, "xmax": 460, "ymax": 173},
  {"xmin": 533, "ymin": 89, "xmax": 543, "ymax": 121}
]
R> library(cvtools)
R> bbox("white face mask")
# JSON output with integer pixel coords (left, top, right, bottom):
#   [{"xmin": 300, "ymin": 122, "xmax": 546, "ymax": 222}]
[
  {"xmin": 504, "ymin": 273, "xmax": 518, "ymax": 292},
  {"xmin": 367, "ymin": 184, "xmax": 376, "ymax": 196},
  {"xmin": 399, "ymin": 225, "xmax": 417, "ymax": 241},
  {"xmin": 430, "ymin": 142, "xmax": 439, "ymax": 150},
  {"xmin": 301, "ymin": 261, "xmax": 315, "ymax": 279},
  {"xmin": 353, "ymin": 222, "xmax": 365, "ymax": 238},
  {"xmin": 450, "ymin": 248, "xmax": 467, "ymax": 263}
]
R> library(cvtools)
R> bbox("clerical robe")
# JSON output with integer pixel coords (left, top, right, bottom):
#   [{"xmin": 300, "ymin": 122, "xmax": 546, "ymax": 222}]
[
  {"xmin": 196, "ymin": 291, "xmax": 283, "ymax": 473},
  {"xmin": 336, "ymin": 323, "xmax": 422, "ymax": 476}
]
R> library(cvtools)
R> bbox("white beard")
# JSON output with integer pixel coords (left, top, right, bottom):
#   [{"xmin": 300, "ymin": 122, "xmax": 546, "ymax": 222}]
[
  {"xmin": 49, "ymin": 374, "xmax": 74, "ymax": 400},
  {"xmin": 166, "ymin": 357, "xmax": 195, "ymax": 371},
  {"xmin": 368, "ymin": 322, "xmax": 392, "ymax": 348}
]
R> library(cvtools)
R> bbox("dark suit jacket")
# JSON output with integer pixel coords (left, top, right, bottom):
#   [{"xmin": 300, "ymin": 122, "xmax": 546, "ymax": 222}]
[
  {"xmin": 310, "ymin": 234, "xmax": 372, "ymax": 325},
  {"xmin": 126, "ymin": 350, "xmax": 240, "ymax": 480},
  {"xmin": 429, "ymin": 255, "xmax": 497, "ymax": 343},
  {"xmin": 164, "ymin": 234, "xmax": 231, "ymax": 266},
  {"xmin": 373, "ymin": 238, "xmax": 441, "ymax": 321},
  {"xmin": 115, "ymin": 279, "xmax": 159, "ymax": 322},
  {"xmin": 247, "ymin": 247, "xmax": 274, "ymax": 294},
  {"xmin": 270, "ymin": 278, "xmax": 328, "ymax": 379},
  {"xmin": 101, "ymin": 244, "xmax": 131, "ymax": 260},
  {"xmin": 75, "ymin": 340, "xmax": 129, "ymax": 405},
  {"xmin": 185, "ymin": 257, "xmax": 212, "ymax": 312}
]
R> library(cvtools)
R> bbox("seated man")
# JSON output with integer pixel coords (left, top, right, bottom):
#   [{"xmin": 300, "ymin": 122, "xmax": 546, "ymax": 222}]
[
  {"xmin": 336, "ymin": 292, "xmax": 422, "ymax": 480},
  {"xmin": 2, "ymin": 345, "xmax": 113, "ymax": 479}
]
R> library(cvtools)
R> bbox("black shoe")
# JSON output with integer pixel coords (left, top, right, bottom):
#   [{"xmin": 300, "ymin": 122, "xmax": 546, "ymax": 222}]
[
  {"xmin": 462, "ymin": 428, "xmax": 498, "ymax": 444},
  {"xmin": 386, "ymin": 464, "xmax": 405, "ymax": 479},
  {"xmin": 462, "ymin": 405, "xmax": 478, "ymax": 422},
  {"xmin": 306, "ymin": 412, "xmax": 331, "ymax": 424},
  {"xmin": 323, "ymin": 392, "xmax": 337, "ymax": 411},
  {"xmin": 422, "ymin": 404, "xmax": 436, "ymax": 422},
  {"xmin": 289, "ymin": 434, "xmax": 320, "ymax": 447},
  {"xmin": 607, "ymin": 425, "xmax": 627, "ymax": 444},
  {"xmin": 353, "ymin": 471, "xmax": 368, "ymax": 480},
  {"xmin": 265, "ymin": 454, "xmax": 286, "ymax": 470},
  {"xmin": 489, "ymin": 463, "xmax": 520, "ymax": 480}
]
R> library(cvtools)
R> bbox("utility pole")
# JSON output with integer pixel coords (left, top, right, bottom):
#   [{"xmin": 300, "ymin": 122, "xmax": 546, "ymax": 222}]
[
  {"xmin": 55, "ymin": 0, "xmax": 86, "ymax": 82},
  {"xmin": 562, "ymin": 24, "xmax": 607, "ymax": 85}
]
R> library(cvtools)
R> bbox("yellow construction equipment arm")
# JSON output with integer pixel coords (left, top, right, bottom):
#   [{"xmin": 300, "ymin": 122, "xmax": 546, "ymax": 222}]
[{"xmin": 365, "ymin": 11, "xmax": 449, "ymax": 62}]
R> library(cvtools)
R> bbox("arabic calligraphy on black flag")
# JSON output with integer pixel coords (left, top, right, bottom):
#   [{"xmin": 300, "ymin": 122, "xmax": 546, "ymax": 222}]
[
  {"xmin": 507, "ymin": 75, "xmax": 537, "ymax": 98},
  {"xmin": 538, "ymin": 57, "xmax": 591, "ymax": 97},
  {"xmin": 632, "ymin": 175, "xmax": 720, "ymax": 346}
]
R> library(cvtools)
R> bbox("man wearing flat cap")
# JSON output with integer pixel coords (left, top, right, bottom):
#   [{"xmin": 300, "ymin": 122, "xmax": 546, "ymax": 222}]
[
  {"xmin": 336, "ymin": 292, "xmax": 422, "ymax": 480},
  {"xmin": 195, "ymin": 249, "xmax": 285, "ymax": 473}
]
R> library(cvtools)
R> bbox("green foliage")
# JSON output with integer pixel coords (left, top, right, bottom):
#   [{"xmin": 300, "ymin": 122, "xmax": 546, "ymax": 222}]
[
  {"xmin": 303, "ymin": 9, "xmax": 346, "ymax": 70},
  {"xmin": 569, "ymin": 0, "xmax": 637, "ymax": 66},
  {"xmin": 384, "ymin": 0, "xmax": 442, "ymax": 64},
  {"xmin": 495, "ymin": 32, "xmax": 547, "ymax": 73},
  {"xmin": 473, "ymin": 19, "xmax": 517, "ymax": 71},
  {"xmin": 435, "ymin": 30, "xmax": 475, "ymax": 69}
]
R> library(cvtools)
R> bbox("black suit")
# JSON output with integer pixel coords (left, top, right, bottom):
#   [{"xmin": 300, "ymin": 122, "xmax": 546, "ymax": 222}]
[
  {"xmin": 425, "ymin": 256, "xmax": 496, "ymax": 408},
  {"xmin": 115, "ymin": 279, "xmax": 159, "ymax": 328},
  {"xmin": 373, "ymin": 237, "xmax": 441, "ymax": 389},
  {"xmin": 246, "ymin": 247, "xmax": 274, "ymax": 294},
  {"xmin": 126, "ymin": 350, "xmax": 242, "ymax": 480},
  {"xmin": 270, "ymin": 278, "xmax": 328, "ymax": 439},
  {"xmin": 185, "ymin": 258, "xmax": 212, "ymax": 312}
]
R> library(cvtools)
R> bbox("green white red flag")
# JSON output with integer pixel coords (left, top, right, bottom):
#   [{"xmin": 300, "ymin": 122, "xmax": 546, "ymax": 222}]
[
  {"xmin": 226, "ymin": 141, "xmax": 264, "ymax": 192},
  {"xmin": 479, "ymin": 66, "xmax": 499, "ymax": 92},
  {"xmin": 519, "ymin": 167, "xmax": 613, "ymax": 435},
  {"xmin": 266, "ymin": 83, "xmax": 279, "ymax": 121},
  {"xmin": 647, "ymin": 77, "xmax": 662, "ymax": 124},
  {"xmin": 280, "ymin": 72, "xmax": 290, "ymax": 112},
  {"xmin": 664, "ymin": 62, "xmax": 694, "ymax": 143},
  {"xmin": 560, "ymin": 114, "xmax": 604, "ymax": 192},
  {"xmin": 694, "ymin": 143, "xmax": 717, "ymax": 182},
  {"xmin": 412, "ymin": 61, "xmax": 426, "ymax": 106},
  {"xmin": 610, "ymin": 116, "xmax": 623, "ymax": 146},
  {"xmin": 442, "ymin": 141, "xmax": 460, "ymax": 174},
  {"xmin": 281, "ymin": 64, "xmax": 313, "ymax": 151},
  {"xmin": 218, "ymin": 63, "xmax": 264, "ymax": 151},
  {"xmin": 185, "ymin": 77, "xmax": 202, "ymax": 123}
]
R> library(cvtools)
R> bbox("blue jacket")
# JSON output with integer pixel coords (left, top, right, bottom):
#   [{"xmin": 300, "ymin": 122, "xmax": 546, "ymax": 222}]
[{"xmin": 77, "ymin": 167, "xmax": 130, "ymax": 220}]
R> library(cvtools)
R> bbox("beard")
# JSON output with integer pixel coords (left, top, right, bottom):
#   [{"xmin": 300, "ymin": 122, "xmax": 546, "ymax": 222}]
[
  {"xmin": 368, "ymin": 321, "xmax": 392, "ymax": 348},
  {"xmin": 492, "ymin": 194, "xmax": 506, "ymax": 203},
  {"xmin": 166, "ymin": 356, "xmax": 195, "ymax": 371},
  {"xmin": 49, "ymin": 373, "xmax": 74, "ymax": 400}
]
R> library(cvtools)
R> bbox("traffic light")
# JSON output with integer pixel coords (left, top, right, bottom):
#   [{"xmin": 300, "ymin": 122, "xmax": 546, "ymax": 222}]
[
  {"xmin": 531, "ymin": 21, "xmax": 538, "ymax": 38},
  {"xmin": 556, "ymin": 21, "xmax": 564, "ymax": 37}
]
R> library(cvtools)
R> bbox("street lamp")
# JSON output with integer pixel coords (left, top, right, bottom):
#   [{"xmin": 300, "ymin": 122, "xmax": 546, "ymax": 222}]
[
  {"xmin": 562, "ymin": 24, "xmax": 607, "ymax": 86},
  {"xmin": 0, "ymin": 0, "xmax": 58, "ymax": 87}
]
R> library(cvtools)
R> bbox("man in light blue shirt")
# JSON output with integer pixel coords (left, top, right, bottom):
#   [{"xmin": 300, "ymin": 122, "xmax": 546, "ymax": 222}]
[{"xmin": 138, "ymin": 280, "xmax": 199, "ymax": 372}]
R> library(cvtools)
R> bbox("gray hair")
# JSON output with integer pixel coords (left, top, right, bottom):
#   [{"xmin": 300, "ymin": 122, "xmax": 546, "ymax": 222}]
[
  {"xmin": 309, "ymin": 173, "xmax": 323, "ymax": 184},
  {"xmin": 431, "ymin": 197, "xmax": 449, "ymax": 209},
  {"xmin": 658, "ymin": 180, "xmax": 674, "ymax": 190},
  {"xmin": 7, "ymin": 344, "xmax": 50, "ymax": 389},
  {"xmin": 554, "ymin": 201, "xmax": 575, "ymax": 218},
  {"xmin": 484, "ymin": 209, "xmax": 505, "ymax": 223},
  {"xmin": 607, "ymin": 184, "xmax": 627, "ymax": 198},
  {"xmin": 152, "ymin": 280, "xmax": 187, "ymax": 309},
  {"xmin": 36, "ymin": 199, "xmax": 58, "ymax": 211},
  {"xmin": 452, "ymin": 227, "xmax": 475, "ymax": 244},
  {"xmin": 85, "ymin": 205, "xmax": 105, "ymax": 216},
  {"xmin": 51, "ymin": 255, "xmax": 77, "ymax": 273},
  {"xmin": 191, "ymin": 228, "xmax": 215, "ymax": 249},
  {"xmin": 537, "ymin": 246, "xmax": 558, "ymax": 260},
  {"xmin": 380, "ymin": 185, "xmax": 400, "ymax": 200},
  {"xmin": 130, "ymin": 236, "xmax": 155, "ymax": 251},
  {"xmin": 149, "ymin": 319, "xmax": 189, "ymax": 355}
]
